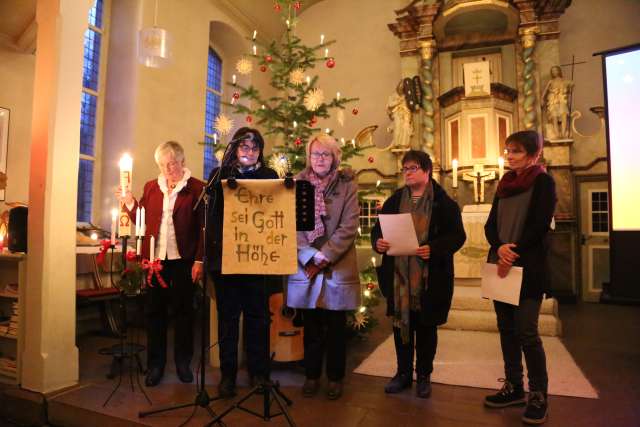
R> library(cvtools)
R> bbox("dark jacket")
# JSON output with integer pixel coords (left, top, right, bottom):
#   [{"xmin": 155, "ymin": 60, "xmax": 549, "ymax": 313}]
[
  {"xmin": 484, "ymin": 172, "xmax": 556, "ymax": 299},
  {"xmin": 371, "ymin": 181, "xmax": 466, "ymax": 326},
  {"xmin": 127, "ymin": 177, "xmax": 205, "ymax": 262},
  {"xmin": 205, "ymin": 165, "xmax": 279, "ymax": 272}
]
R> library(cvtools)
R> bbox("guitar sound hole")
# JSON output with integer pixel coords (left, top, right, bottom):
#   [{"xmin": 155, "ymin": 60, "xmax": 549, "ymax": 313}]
[{"xmin": 281, "ymin": 306, "xmax": 296, "ymax": 320}]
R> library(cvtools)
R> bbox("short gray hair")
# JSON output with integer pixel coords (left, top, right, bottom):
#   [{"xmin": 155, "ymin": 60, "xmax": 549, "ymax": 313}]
[
  {"xmin": 154, "ymin": 141, "xmax": 185, "ymax": 165},
  {"xmin": 305, "ymin": 133, "xmax": 342, "ymax": 171}
]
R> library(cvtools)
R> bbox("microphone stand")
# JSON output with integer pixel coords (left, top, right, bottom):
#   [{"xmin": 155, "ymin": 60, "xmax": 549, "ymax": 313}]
[{"xmin": 138, "ymin": 145, "xmax": 235, "ymax": 424}]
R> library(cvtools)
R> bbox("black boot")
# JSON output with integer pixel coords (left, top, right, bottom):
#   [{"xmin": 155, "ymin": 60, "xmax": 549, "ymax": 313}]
[
  {"xmin": 522, "ymin": 391, "xmax": 548, "ymax": 425},
  {"xmin": 416, "ymin": 374, "xmax": 431, "ymax": 398},
  {"xmin": 484, "ymin": 379, "xmax": 526, "ymax": 408},
  {"xmin": 218, "ymin": 375, "xmax": 237, "ymax": 398},
  {"xmin": 384, "ymin": 372, "xmax": 412, "ymax": 394}
]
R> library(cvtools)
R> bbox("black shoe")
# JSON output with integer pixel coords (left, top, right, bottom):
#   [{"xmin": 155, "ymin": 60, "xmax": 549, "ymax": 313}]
[
  {"xmin": 176, "ymin": 363, "xmax": 193, "ymax": 383},
  {"xmin": 384, "ymin": 372, "xmax": 412, "ymax": 394},
  {"xmin": 416, "ymin": 374, "xmax": 431, "ymax": 399},
  {"xmin": 522, "ymin": 391, "xmax": 548, "ymax": 425},
  {"xmin": 145, "ymin": 367, "xmax": 164, "ymax": 387},
  {"xmin": 218, "ymin": 376, "xmax": 236, "ymax": 399},
  {"xmin": 484, "ymin": 379, "xmax": 526, "ymax": 408},
  {"xmin": 327, "ymin": 381, "xmax": 343, "ymax": 400},
  {"xmin": 302, "ymin": 378, "xmax": 319, "ymax": 397}
]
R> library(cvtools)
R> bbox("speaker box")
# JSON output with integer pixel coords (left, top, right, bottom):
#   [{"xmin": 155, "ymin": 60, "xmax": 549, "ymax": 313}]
[{"xmin": 8, "ymin": 206, "xmax": 27, "ymax": 253}]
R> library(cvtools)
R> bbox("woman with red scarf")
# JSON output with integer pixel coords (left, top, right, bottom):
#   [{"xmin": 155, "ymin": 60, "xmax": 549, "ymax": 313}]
[{"xmin": 483, "ymin": 131, "xmax": 556, "ymax": 425}]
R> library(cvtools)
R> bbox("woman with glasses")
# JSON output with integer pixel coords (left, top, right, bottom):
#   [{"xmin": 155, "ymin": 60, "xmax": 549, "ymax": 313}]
[
  {"xmin": 206, "ymin": 127, "xmax": 279, "ymax": 398},
  {"xmin": 286, "ymin": 134, "xmax": 360, "ymax": 400},
  {"xmin": 483, "ymin": 131, "xmax": 556, "ymax": 425},
  {"xmin": 371, "ymin": 150, "xmax": 465, "ymax": 398}
]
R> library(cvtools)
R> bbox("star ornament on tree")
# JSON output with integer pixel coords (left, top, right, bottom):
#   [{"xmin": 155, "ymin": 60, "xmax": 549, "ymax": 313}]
[
  {"xmin": 350, "ymin": 311, "xmax": 368, "ymax": 330},
  {"xmin": 304, "ymin": 88, "xmax": 324, "ymax": 111},
  {"xmin": 236, "ymin": 58, "xmax": 253, "ymax": 75},
  {"xmin": 289, "ymin": 68, "xmax": 305, "ymax": 85},
  {"xmin": 214, "ymin": 114, "xmax": 234, "ymax": 135}
]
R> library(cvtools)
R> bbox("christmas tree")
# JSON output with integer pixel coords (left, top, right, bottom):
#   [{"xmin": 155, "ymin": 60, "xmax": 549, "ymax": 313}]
[{"xmin": 212, "ymin": 0, "xmax": 383, "ymax": 336}]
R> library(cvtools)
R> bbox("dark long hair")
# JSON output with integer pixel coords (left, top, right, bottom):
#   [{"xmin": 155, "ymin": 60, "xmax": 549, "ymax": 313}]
[{"xmin": 222, "ymin": 127, "xmax": 266, "ymax": 168}]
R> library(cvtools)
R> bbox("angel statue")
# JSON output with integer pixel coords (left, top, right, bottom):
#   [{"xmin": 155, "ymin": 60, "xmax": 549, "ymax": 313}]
[
  {"xmin": 542, "ymin": 65, "xmax": 574, "ymax": 139},
  {"xmin": 386, "ymin": 80, "xmax": 413, "ymax": 149}
]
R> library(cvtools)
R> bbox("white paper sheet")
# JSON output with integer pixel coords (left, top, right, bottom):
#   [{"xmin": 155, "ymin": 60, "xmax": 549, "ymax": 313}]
[
  {"xmin": 378, "ymin": 213, "xmax": 419, "ymax": 256},
  {"xmin": 481, "ymin": 263, "xmax": 522, "ymax": 306}
]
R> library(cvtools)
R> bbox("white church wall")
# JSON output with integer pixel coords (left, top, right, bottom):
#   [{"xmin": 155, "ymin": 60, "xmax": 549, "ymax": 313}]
[{"xmin": 0, "ymin": 48, "xmax": 35, "ymax": 211}]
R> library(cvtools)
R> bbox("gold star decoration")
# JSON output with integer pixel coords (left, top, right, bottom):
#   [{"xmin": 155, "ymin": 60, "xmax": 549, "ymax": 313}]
[
  {"xmin": 214, "ymin": 114, "xmax": 234, "ymax": 135},
  {"xmin": 289, "ymin": 68, "xmax": 305, "ymax": 85},
  {"xmin": 303, "ymin": 88, "xmax": 324, "ymax": 111},
  {"xmin": 268, "ymin": 153, "xmax": 291, "ymax": 178},
  {"xmin": 349, "ymin": 311, "xmax": 368, "ymax": 330},
  {"xmin": 236, "ymin": 58, "xmax": 253, "ymax": 75}
]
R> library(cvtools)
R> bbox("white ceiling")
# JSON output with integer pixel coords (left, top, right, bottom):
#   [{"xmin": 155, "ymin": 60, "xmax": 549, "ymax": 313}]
[{"xmin": 0, "ymin": 0, "xmax": 36, "ymax": 51}]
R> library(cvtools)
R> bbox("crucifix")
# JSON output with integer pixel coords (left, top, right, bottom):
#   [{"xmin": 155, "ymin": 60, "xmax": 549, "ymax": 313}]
[
  {"xmin": 462, "ymin": 165, "xmax": 496, "ymax": 204},
  {"xmin": 560, "ymin": 54, "xmax": 587, "ymax": 115}
]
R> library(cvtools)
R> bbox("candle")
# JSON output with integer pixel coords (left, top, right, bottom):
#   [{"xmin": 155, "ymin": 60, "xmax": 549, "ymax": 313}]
[
  {"xmin": 136, "ymin": 237, "xmax": 142, "ymax": 256},
  {"xmin": 340, "ymin": 137, "xmax": 345, "ymax": 145},
  {"xmin": 306, "ymin": 76, "xmax": 311, "ymax": 85},
  {"xmin": 232, "ymin": 74, "xmax": 236, "ymax": 85},
  {"xmin": 252, "ymin": 44, "xmax": 257, "ymax": 56},
  {"xmin": 351, "ymin": 139, "xmax": 356, "ymax": 148},
  {"xmin": 286, "ymin": 19, "xmax": 290, "ymax": 28},
  {"xmin": 324, "ymin": 48, "xmax": 329, "ymax": 59},
  {"xmin": 119, "ymin": 153, "xmax": 133, "ymax": 198},
  {"xmin": 135, "ymin": 207, "xmax": 141, "ymax": 237},
  {"xmin": 371, "ymin": 256, "xmax": 376, "ymax": 267},
  {"xmin": 213, "ymin": 133, "xmax": 218, "ymax": 144},
  {"xmin": 452, "ymin": 159, "xmax": 458, "ymax": 188},
  {"xmin": 336, "ymin": 91, "xmax": 341, "ymax": 101},
  {"xmin": 111, "ymin": 208, "xmax": 118, "ymax": 245},
  {"xmin": 320, "ymin": 34, "xmax": 325, "ymax": 45},
  {"xmin": 376, "ymin": 179, "xmax": 381, "ymax": 188},
  {"xmin": 252, "ymin": 30, "xmax": 257, "ymax": 40},
  {"xmin": 0, "ymin": 231, "xmax": 4, "ymax": 252},
  {"xmin": 325, "ymin": 128, "xmax": 331, "ymax": 134},
  {"xmin": 149, "ymin": 235, "xmax": 155, "ymax": 260},
  {"xmin": 140, "ymin": 207, "xmax": 146, "ymax": 236},
  {"xmin": 498, "ymin": 156, "xmax": 504, "ymax": 180},
  {"xmin": 293, "ymin": 120, "xmax": 297, "ymax": 129}
]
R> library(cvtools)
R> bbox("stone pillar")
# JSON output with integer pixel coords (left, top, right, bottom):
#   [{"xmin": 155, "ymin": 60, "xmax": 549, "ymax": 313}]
[
  {"xmin": 519, "ymin": 26, "xmax": 540, "ymax": 131},
  {"xmin": 419, "ymin": 40, "xmax": 437, "ymax": 159},
  {"xmin": 22, "ymin": 0, "xmax": 91, "ymax": 393}
]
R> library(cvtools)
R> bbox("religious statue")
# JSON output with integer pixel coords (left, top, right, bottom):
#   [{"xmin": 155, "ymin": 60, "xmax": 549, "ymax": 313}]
[
  {"xmin": 542, "ymin": 65, "xmax": 574, "ymax": 139},
  {"xmin": 386, "ymin": 80, "xmax": 413, "ymax": 149}
]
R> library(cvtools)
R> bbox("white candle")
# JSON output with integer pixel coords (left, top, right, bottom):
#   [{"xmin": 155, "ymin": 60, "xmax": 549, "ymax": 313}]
[
  {"xmin": 232, "ymin": 74, "xmax": 236, "ymax": 85},
  {"xmin": 140, "ymin": 207, "xmax": 146, "ymax": 236},
  {"xmin": 252, "ymin": 44, "xmax": 257, "ymax": 55},
  {"xmin": 351, "ymin": 139, "xmax": 356, "ymax": 148},
  {"xmin": 136, "ymin": 238, "xmax": 141, "ymax": 256},
  {"xmin": 336, "ymin": 91, "xmax": 341, "ymax": 101},
  {"xmin": 320, "ymin": 34, "xmax": 325, "ymax": 45},
  {"xmin": 452, "ymin": 159, "xmax": 458, "ymax": 188},
  {"xmin": 213, "ymin": 133, "xmax": 218, "ymax": 144},
  {"xmin": 498, "ymin": 156, "xmax": 505, "ymax": 180},
  {"xmin": 135, "ymin": 207, "xmax": 141, "ymax": 236},
  {"xmin": 324, "ymin": 48, "xmax": 329, "ymax": 59},
  {"xmin": 252, "ymin": 30, "xmax": 257, "ymax": 40},
  {"xmin": 119, "ymin": 153, "xmax": 133, "ymax": 198},
  {"xmin": 371, "ymin": 256, "xmax": 376, "ymax": 267},
  {"xmin": 306, "ymin": 76, "xmax": 311, "ymax": 85},
  {"xmin": 340, "ymin": 137, "xmax": 345, "ymax": 145},
  {"xmin": 376, "ymin": 180, "xmax": 381, "ymax": 188},
  {"xmin": 325, "ymin": 128, "xmax": 331, "ymax": 134},
  {"xmin": 110, "ymin": 208, "xmax": 118, "ymax": 245},
  {"xmin": 293, "ymin": 120, "xmax": 297, "ymax": 129},
  {"xmin": 149, "ymin": 235, "xmax": 155, "ymax": 260},
  {"xmin": 286, "ymin": 19, "xmax": 290, "ymax": 28}
]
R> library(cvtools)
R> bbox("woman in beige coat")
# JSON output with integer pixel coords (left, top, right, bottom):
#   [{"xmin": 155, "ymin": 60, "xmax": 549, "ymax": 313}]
[{"xmin": 287, "ymin": 134, "xmax": 360, "ymax": 400}]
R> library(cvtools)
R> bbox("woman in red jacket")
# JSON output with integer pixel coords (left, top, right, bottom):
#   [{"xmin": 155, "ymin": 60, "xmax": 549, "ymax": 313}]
[{"xmin": 122, "ymin": 141, "xmax": 204, "ymax": 387}]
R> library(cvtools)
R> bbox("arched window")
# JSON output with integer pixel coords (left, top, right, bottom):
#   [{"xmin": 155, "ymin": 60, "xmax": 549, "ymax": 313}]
[{"xmin": 203, "ymin": 47, "xmax": 222, "ymax": 177}]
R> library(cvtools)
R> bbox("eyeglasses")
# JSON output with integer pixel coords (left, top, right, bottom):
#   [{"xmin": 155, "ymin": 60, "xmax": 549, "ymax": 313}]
[
  {"xmin": 401, "ymin": 165, "xmax": 421, "ymax": 174},
  {"xmin": 310, "ymin": 151, "xmax": 332, "ymax": 160},
  {"xmin": 238, "ymin": 144, "xmax": 260, "ymax": 153}
]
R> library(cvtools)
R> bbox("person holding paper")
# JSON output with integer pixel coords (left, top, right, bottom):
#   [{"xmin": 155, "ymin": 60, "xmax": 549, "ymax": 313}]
[
  {"xmin": 120, "ymin": 141, "xmax": 204, "ymax": 387},
  {"xmin": 286, "ymin": 134, "xmax": 360, "ymax": 400},
  {"xmin": 371, "ymin": 150, "xmax": 465, "ymax": 398},
  {"xmin": 205, "ymin": 127, "xmax": 279, "ymax": 398},
  {"xmin": 483, "ymin": 130, "xmax": 556, "ymax": 425}
]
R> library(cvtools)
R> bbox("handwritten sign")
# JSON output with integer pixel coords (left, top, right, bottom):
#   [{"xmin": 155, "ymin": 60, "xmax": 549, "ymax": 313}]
[{"xmin": 222, "ymin": 179, "xmax": 297, "ymax": 275}]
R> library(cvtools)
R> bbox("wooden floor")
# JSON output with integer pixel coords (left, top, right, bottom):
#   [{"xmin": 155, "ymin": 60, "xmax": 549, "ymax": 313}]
[{"xmin": 2, "ymin": 301, "xmax": 640, "ymax": 427}]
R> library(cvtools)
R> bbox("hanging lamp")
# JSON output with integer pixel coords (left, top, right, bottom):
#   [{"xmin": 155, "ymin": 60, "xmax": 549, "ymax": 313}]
[{"xmin": 137, "ymin": 0, "xmax": 172, "ymax": 67}]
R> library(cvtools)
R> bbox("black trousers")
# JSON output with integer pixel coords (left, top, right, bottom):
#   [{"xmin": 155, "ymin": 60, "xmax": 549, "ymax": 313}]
[
  {"xmin": 146, "ymin": 258, "xmax": 194, "ymax": 370},
  {"xmin": 393, "ymin": 310, "xmax": 438, "ymax": 377},
  {"xmin": 303, "ymin": 308, "xmax": 347, "ymax": 382},
  {"xmin": 494, "ymin": 298, "xmax": 548, "ymax": 393},
  {"xmin": 212, "ymin": 273, "xmax": 268, "ymax": 379}
]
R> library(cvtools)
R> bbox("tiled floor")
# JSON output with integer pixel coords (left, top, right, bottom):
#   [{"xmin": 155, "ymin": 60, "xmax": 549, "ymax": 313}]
[{"xmin": 3, "ymin": 301, "xmax": 640, "ymax": 426}]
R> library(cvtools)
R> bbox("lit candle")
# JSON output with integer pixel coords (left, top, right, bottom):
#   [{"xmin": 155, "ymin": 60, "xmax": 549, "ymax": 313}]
[
  {"xmin": 149, "ymin": 235, "xmax": 155, "ymax": 260},
  {"xmin": 252, "ymin": 44, "xmax": 257, "ymax": 56},
  {"xmin": 376, "ymin": 180, "xmax": 381, "ymax": 188},
  {"xmin": 340, "ymin": 137, "xmax": 345, "ymax": 145},
  {"xmin": 371, "ymin": 256, "xmax": 376, "ymax": 267},
  {"xmin": 351, "ymin": 139, "xmax": 356, "ymax": 148},
  {"xmin": 232, "ymin": 74, "xmax": 236, "ymax": 85},
  {"xmin": 359, "ymin": 306, "xmax": 366, "ymax": 313},
  {"xmin": 119, "ymin": 153, "xmax": 133, "ymax": 198},
  {"xmin": 325, "ymin": 128, "xmax": 331, "ymax": 134},
  {"xmin": 293, "ymin": 120, "xmax": 297, "ymax": 129},
  {"xmin": 135, "ymin": 207, "xmax": 141, "ymax": 237},
  {"xmin": 286, "ymin": 19, "xmax": 290, "ymax": 28},
  {"xmin": 336, "ymin": 91, "xmax": 341, "ymax": 101},
  {"xmin": 324, "ymin": 48, "xmax": 329, "ymax": 59},
  {"xmin": 306, "ymin": 76, "xmax": 311, "ymax": 85},
  {"xmin": 140, "ymin": 207, "xmax": 146, "ymax": 236},
  {"xmin": 358, "ymin": 227, "xmax": 362, "ymax": 235},
  {"xmin": 136, "ymin": 236, "xmax": 141, "ymax": 255},
  {"xmin": 320, "ymin": 34, "xmax": 325, "ymax": 45},
  {"xmin": 110, "ymin": 208, "xmax": 118, "ymax": 245},
  {"xmin": 213, "ymin": 133, "xmax": 218, "ymax": 144},
  {"xmin": 252, "ymin": 30, "xmax": 257, "ymax": 40},
  {"xmin": 498, "ymin": 156, "xmax": 504, "ymax": 180},
  {"xmin": 452, "ymin": 159, "xmax": 458, "ymax": 188}
]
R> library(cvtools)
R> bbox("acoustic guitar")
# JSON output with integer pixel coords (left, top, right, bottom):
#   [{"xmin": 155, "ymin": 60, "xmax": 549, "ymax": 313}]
[{"xmin": 269, "ymin": 292, "xmax": 304, "ymax": 362}]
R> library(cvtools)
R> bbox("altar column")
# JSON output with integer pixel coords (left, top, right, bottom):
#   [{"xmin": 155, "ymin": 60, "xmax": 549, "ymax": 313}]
[{"xmin": 22, "ymin": 0, "xmax": 91, "ymax": 393}]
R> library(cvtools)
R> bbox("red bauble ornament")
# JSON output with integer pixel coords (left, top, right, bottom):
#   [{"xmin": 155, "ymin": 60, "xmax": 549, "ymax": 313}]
[
  {"xmin": 352, "ymin": 107, "xmax": 359, "ymax": 115},
  {"xmin": 325, "ymin": 57, "xmax": 336, "ymax": 68},
  {"xmin": 295, "ymin": 138, "xmax": 302, "ymax": 146},
  {"xmin": 260, "ymin": 65, "xmax": 267, "ymax": 72},
  {"xmin": 366, "ymin": 282, "xmax": 375, "ymax": 290},
  {"xmin": 246, "ymin": 115, "xmax": 253, "ymax": 123},
  {"xmin": 274, "ymin": 3, "xmax": 281, "ymax": 12},
  {"xmin": 265, "ymin": 55, "xmax": 273, "ymax": 63},
  {"xmin": 232, "ymin": 92, "xmax": 240, "ymax": 99},
  {"xmin": 368, "ymin": 156, "xmax": 374, "ymax": 163},
  {"xmin": 294, "ymin": 1, "xmax": 301, "ymax": 10}
]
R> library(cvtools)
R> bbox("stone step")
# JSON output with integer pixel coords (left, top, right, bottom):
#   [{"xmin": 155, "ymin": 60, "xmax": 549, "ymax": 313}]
[
  {"xmin": 451, "ymin": 286, "xmax": 558, "ymax": 315},
  {"xmin": 442, "ymin": 309, "xmax": 562, "ymax": 337}
]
